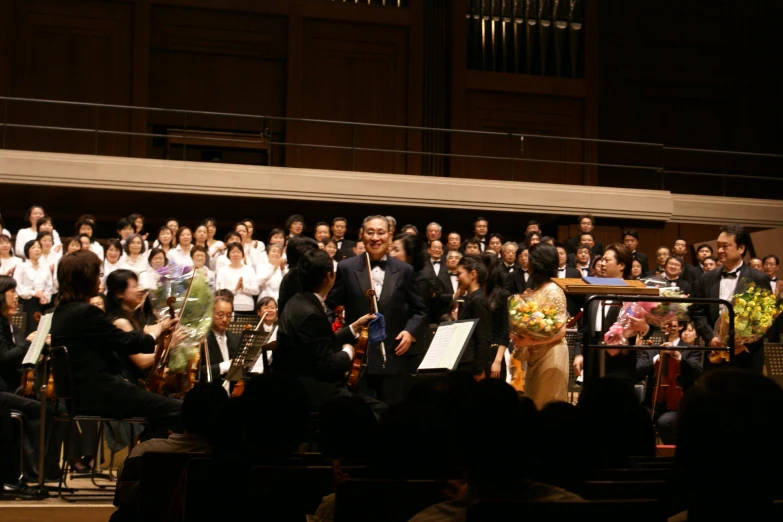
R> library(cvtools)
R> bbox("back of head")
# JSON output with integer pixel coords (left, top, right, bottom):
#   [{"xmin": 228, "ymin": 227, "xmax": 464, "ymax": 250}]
[
  {"xmin": 238, "ymin": 373, "xmax": 310, "ymax": 455},
  {"xmin": 318, "ymin": 396, "xmax": 377, "ymax": 459},
  {"xmin": 459, "ymin": 380, "xmax": 534, "ymax": 484},
  {"xmin": 297, "ymin": 249, "xmax": 334, "ymax": 292},
  {"xmin": 57, "ymin": 250, "xmax": 102, "ymax": 304},
  {"xmin": 677, "ymin": 369, "xmax": 783, "ymax": 503},
  {"xmin": 182, "ymin": 382, "xmax": 231, "ymax": 444},
  {"xmin": 286, "ymin": 236, "xmax": 319, "ymax": 267}
]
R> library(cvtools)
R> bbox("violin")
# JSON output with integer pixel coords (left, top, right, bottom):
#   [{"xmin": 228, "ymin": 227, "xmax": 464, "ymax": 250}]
[
  {"xmin": 346, "ymin": 290, "xmax": 373, "ymax": 389},
  {"xmin": 650, "ymin": 324, "xmax": 684, "ymax": 418},
  {"xmin": 20, "ymin": 311, "xmax": 55, "ymax": 401},
  {"xmin": 145, "ymin": 296, "xmax": 177, "ymax": 395}
]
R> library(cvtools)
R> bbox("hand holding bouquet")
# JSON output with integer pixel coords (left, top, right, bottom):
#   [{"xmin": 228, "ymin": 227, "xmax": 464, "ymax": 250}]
[
  {"xmin": 637, "ymin": 287, "xmax": 691, "ymax": 327},
  {"xmin": 711, "ymin": 279, "xmax": 783, "ymax": 363},
  {"xmin": 508, "ymin": 286, "xmax": 568, "ymax": 364}
]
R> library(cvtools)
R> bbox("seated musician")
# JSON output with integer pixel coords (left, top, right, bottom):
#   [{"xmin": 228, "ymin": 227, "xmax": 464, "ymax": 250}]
[
  {"xmin": 204, "ymin": 296, "xmax": 240, "ymax": 390},
  {"xmin": 105, "ymin": 270, "xmax": 159, "ymax": 385},
  {"xmin": 50, "ymin": 251, "xmax": 182, "ymax": 438},
  {"xmin": 636, "ymin": 319, "xmax": 702, "ymax": 444},
  {"xmin": 272, "ymin": 250, "xmax": 379, "ymax": 412}
]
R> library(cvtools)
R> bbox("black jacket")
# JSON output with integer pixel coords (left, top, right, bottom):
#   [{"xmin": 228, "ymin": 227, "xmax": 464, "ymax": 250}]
[
  {"xmin": 205, "ymin": 329, "xmax": 241, "ymax": 385},
  {"xmin": 272, "ymin": 292, "xmax": 355, "ymax": 408},
  {"xmin": 0, "ymin": 315, "xmax": 27, "ymax": 392},
  {"xmin": 326, "ymin": 255, "xmax": 427, "ymax": 375},
  {"xmin": 457, "ymin": 289, "xmax": 492, "ymax": 376}
]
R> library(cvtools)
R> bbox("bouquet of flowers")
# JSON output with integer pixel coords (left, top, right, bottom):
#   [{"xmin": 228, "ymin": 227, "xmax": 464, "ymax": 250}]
[
  {"xmin": 637, "ymin": 287, "xmax": 692, "ymax": 327},
  {"xmin": 508, "ymin": 291, "xmax": 567, "ymax": 341},
  {"xmin": 149, "ymin": 263, "xmax": 214, "ymax": 373},
  {"xmin": 711, "ymin": 279, "xmax": 783, "ymax": 362},
  {"xmin": 604, "ymin": 302, "xmax": 647, "ymax": 346}
]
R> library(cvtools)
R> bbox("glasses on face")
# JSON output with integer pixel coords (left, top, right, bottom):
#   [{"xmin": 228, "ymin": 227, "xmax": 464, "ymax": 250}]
[{"xmin": 214, "ymin": 312, "xmax": 231, "ymax": 319}]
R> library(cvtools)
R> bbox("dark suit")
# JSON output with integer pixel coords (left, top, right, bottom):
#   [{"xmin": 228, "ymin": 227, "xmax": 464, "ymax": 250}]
[
  {"xmin": 689, "ymin": 264, "xmax": 771, "ymax": 374},
  {"xmin": 636, "ymin": 341, "xmax": 702, "ymax": 443},
  {"xmin": 336, "ymin": 239, "xmax": 355, "ymax": 261},
  {"xmin": 326, "ymin": 255, "xmax": 427, "ymax": 404},
  {"xmin": 456, "ymin": 289, "xmax": 492, "ymax": 376},
  {"xmin": 272, "ymin": 292, "xmax": 356, "ymax": 409},
  {"xmin": 50, "ymin": 302, "xmax": 181, "ymax": 433},
  {"xmin": 205, "ymin": 329, "xmax": 241, "ymax": 385},
  {"xmin": 503, "ymin": 269, "xmax": 529, "ymax": 295},
  {"xmin": 581, "ymin": 299, "xmax": 641, "ymax": 384},
  {"xmin": 564, "ymin": 236, "xmax": 604, "ymax": 257},
  {"xmin": 421, "ymin": 262, "xmax": 454, "ymax": 324}
]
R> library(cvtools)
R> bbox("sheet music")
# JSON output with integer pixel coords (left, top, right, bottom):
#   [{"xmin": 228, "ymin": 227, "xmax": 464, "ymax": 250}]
[
  {"xmin": 249, "ymin": 326, "xmax": 277, "ymax": 374},
  {"xmin": 22, "ymin": 312, "xmax": 53, "ymax": 366},
  {"xmin": 418, "ymin": 319, "xmax": 478, "ymax": 371}
]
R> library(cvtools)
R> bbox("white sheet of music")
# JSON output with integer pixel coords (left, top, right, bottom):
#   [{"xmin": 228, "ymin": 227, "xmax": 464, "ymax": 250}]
[
  {"xmin": 22, "ymin": 312, "xmax": 53, "ymax": 366},
  {"xmin": 418, "ymin": 319, "xmax": 477, "ymax": 372},
  {"xmin": 249, "ymin": 326, "xmax": 277, "ymax": 374}
]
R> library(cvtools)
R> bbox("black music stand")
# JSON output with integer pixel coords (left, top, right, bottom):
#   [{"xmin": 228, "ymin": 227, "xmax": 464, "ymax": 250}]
[
  {"xmin": 764, "ymin": 343, "xmax": 783, "ymax": 388},
  {"xmin": 226, "ymin": 329, "xmax": 274, "ymax": 382}
]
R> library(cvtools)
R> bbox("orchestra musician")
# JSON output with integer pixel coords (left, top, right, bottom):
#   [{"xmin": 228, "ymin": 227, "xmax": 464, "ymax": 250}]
[
  {"xmin": 50, "ymin": 251, "xmax": 183, "ymax": 437},
  {"xmin": 272, "ymin": 250, "xmax": 381, "ymax": 413},
  {"xmin": 326, "ymin": 216, "xmax": 428, "ymax": 405},
  {"xmin": 636, "ymin": 319, "xmax": 702, "ymax": 444},
  {"xmin": 204, "ymin": 296, "xmax": 241, "ymax": 390}
]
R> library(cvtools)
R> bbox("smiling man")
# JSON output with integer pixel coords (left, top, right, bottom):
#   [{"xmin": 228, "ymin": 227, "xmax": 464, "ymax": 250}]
[{"xmin": 326, "ymin": 215, "xmax": 427, "ymax": 405}]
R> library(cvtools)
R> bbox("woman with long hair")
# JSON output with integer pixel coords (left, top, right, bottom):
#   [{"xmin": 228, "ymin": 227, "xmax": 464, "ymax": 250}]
[
  {"xmin": 509, "ymin": 243, "xmax": 569, "ymax": 408},
  {"xmin": 481, "ymin": 251, "xmax": 510, "ymax": 381}
]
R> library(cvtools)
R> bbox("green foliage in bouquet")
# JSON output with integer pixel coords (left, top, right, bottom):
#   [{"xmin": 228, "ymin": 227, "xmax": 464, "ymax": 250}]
[{"xmin": 716, "ymin": 280, "xmax": 783, "ymax": 346}]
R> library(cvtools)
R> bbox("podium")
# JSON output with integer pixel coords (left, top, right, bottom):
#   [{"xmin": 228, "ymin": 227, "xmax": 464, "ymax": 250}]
[{"xmin": 552, "ymin": 278, "xmax": 659, "ymax": 296}]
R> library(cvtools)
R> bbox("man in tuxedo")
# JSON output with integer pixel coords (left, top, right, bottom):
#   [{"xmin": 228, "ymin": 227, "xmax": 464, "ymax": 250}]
[
  {"xmin": 555, "ymin": 245, "xmax": 582, "ymax": 317},
  {"xmin": 573, "ymin": 243, "xmax": 649, "ymax": 385},
  {"xmin": 503, "ymin": 247, "xmax": 530, "ymax": 294},
  {"xmin": 689, "ymin": 224, "xmax": 772, "ymax": 374},
  {"xmin": 694, "ymin": 244, "xmax": 714, "ymax": 276},
  {"xmin": 421, "ymin": 241, "xmax": 453, "ymax": 323},
  {"xmin": 565, "ymin": 214, "xmax": 604, "ymax": 256},
  {"xmin": 661, "ymin": 256, "xmax": 691, "ymax": 295},
  {"xmin": 672, "ymin": 239, "xmax": 700, "ymax": 283},
  {"xmin": 473, "ymin": 217, "xmax": 488, "ymax": 252},
  {"xmin": 646, "ymin": 246, "xmax": 670, "ymax": 277},
  {"xmin": 273, "ymin": 250, "xmax": 379, "ymax": 411},
  {"xmin": 445, "ymin": 232, "xmax": 462, "ymax": 255},
  {"xmin": 204, "ymin": 296, "xmax": 241, "ymax": 389},
  {"xmin": 331, "ymin": 217, "xmax": 355, "ymax": 260},
  {"xmin": 327, "ymin": 215, "xmax": 428, "ymax": 405},
  {"xmin": 623, "ymin": 229, "xmax": 649, "ymax": 274}
]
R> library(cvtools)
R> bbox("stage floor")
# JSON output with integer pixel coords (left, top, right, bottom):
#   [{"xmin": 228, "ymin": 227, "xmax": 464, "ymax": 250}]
[{"xmin": 0, "ymin": 477, "xmax": 116, "ymax": 522}]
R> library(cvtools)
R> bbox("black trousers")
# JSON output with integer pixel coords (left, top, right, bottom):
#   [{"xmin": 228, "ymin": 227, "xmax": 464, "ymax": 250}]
[
  {"xmin": 75, "ymin": 376, "xmax": 182, "ymax": 438},
  {"xmin": 362, "ymin": 374, "xmax": 406, "ymax": 407}
]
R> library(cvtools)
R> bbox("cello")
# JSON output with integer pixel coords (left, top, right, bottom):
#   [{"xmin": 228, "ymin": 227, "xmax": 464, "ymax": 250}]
[
  {"xmin": 145, "ymin": 296, "xmax": 177, "ymax": 394},
  {"xmin": 649, "ymin": 322, "xmax": 684, "ymax": 419}
]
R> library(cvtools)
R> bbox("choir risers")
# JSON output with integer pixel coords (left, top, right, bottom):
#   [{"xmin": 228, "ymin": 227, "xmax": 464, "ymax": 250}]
[{"xmin": 1, "ymin": 149, "xmax": 782, "ymax": 227}]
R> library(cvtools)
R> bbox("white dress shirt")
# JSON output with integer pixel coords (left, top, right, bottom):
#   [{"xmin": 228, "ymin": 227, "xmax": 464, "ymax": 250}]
[
  {"xmin": 370, "ymin": 256, "xmax": 387, "ymax": 298},
  {"xmin": 430, "ymin": 258, "xmax": 441, "ymax": 276},
  {"xmin": 719, "ymin": 263, "xmax": 742, "ymax": 304},
  {"xmin": 15, "ymin": 228, "xmax": 61, "ymax": 259},
  {"xmin": 212, "ymin": 329, "xmax": 232, "ymax": 391},
  {"xmin": 13, "ymin": 260, "xmax": 54, "ymax": 300}
]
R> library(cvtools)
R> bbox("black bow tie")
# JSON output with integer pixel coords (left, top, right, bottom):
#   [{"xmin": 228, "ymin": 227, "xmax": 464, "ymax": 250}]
[
  {"xmin": 771, "ymin": 278, "xmax": 778, "ymax": 282},
  {"xmin": 449, "ymin": 272, "xmax": 458, "ymax": 277},
  {"xmin": 370, "ymin": 259, "xmax": 387, "ymax": 270},
  {"xmin": 721, "ymin": 270, "xmax": 739, "ymax": 279},
  {"xmin": 432, "ymin": 260, "xmax": 440, "ymax": 265}
]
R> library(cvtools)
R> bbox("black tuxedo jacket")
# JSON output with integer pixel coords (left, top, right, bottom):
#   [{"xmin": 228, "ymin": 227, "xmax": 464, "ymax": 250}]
[
  {"xmin": 422, "ymin": 262, "xmax": 455, "ymax": 324},
  {"xmin": 205, "ymin": 329, "xmax": 241, "ymax": 384},
  {"xmin": 556, "ymin": 267, "xmax": 583, "ymax": 317},
  {"xmin": 689, "ymin": 264, "xmax": 770, "ymax": 373},
  {"xmin": 327, "ymin": 255, "xmax": 428, "ymax": 375},
  {"xmin": 565, "ymin": 235, "xmax": 604, "ymax": 257},
  {"xmin": 581, "ymin": 299, "xmax": 642, "ymax": 383},
  {"xmin": 503, "ymin": 269, "xmax": 529, "ymax": 295},
  {"xmin": 273, "ymin": 292, "xmax": 355, "ymax": 408},
  {"xmin": 336, "ymin": 239, "xmax": 355, "ymax": 261},
  {"xmin": 0, "ymin": 315, "xmax": 28, "ymax": 392}
]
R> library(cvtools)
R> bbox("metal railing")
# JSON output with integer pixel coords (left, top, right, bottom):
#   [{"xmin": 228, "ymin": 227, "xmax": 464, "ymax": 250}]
[{"xmin": 1, "ymin": 96, "xmax": 781, "ymax": 198}]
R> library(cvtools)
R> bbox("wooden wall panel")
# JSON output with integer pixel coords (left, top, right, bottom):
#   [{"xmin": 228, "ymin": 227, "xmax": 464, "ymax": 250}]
[
  {"xmin": 147, "ymin": 5, "xmax": 287, "ymax": 143},
  {"xmin": 453, "ymin": 90, "xmax": 585, "ymax": 184},
  {"xmin": 286, "ymin": 18, "xmax": 409, "ymax": 174},
  {"xmin": 6, "ymin": 0, "xmax": 133, "ymax": 156}
]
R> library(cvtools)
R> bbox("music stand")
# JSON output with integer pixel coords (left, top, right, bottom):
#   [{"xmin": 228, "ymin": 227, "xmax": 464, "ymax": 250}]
[
  {"xmin": 226, "ymin": 329, "xmax": 274, "ymax": 382},
  {"xmin": 764, "ymin": 343, "xmax": 783, "ymax": 388}
]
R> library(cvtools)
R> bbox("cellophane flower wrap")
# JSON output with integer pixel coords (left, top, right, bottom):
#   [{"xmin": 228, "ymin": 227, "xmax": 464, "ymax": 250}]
[
  {"xmin": 639, "ymin": 287, "xmax": 692, "ymax": 327},
  {"xmin": 603, "ymin": 302, "xmax": 647, "ymax": 345},
  {"xmin": 508, "ymin": 289, "xmax": 568, "ymax": 341},
  {"xmin": 149, "ymin": 264, "xmax": 214, "ymax": 373},
  {"xmin": 713, "ymin": 279, "xmax": 783, "ymax": 359}
]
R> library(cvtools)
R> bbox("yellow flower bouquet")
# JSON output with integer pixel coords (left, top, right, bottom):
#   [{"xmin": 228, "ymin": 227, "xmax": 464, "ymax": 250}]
[
  {"xmin": 508, "ymin": 292, "xmax": 568, "ymax": 341},
  {"xmin": 711, "ymin": 279, "xmax": 783, "ymax": 363}
]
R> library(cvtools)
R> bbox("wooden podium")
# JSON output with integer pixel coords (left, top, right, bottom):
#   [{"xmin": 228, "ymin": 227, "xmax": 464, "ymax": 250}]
[{"xmin": 552, "ymin": 278, "xmax": 659, "ymax": 296}]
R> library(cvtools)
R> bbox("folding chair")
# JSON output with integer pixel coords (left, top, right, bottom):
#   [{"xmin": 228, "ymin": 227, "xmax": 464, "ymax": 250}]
[{"xmin": 48, "ymin": 345, "xmax": 147, "ymax": 502}]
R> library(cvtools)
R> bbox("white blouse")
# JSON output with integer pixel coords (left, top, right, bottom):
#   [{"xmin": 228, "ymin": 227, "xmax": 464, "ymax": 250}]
[
  {"xmin": 216, "ymin": 264, "xmax": 258, "ymax": 312},
  {"xmin": 0, "ymin": 256, "xmax": 22, "ymax": 277},
  {"xmin": 89, "ymin": 241, "xmax": 104, "ymax": 259},
  {"xmin": 15, "ymin": 228, "xmax": 61, "ymax": 259},
  {"xmin": 13, "ymin": 260, "xmax": 54, "ymax": 300},
  {"xmin": 194, "ymin": 266, "xmax": 216, "ymax": 290},
  {"xmin": 120, "ymin": 255, "xmax": 150, "ymax": 276},
  {"xmin": 167, "ymin": 245, "xmax": 194, "ymax": 268},
  {"xmin": 256, "ymin": 262, "xmax": 288, "ymax": 301},
  {"xmin": 102, "ymin": 259, "xmax": 123, "ymax": 287}
]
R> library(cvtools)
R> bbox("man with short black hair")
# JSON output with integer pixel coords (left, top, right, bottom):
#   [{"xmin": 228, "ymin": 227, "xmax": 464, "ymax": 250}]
[{"xmin": 331, "ymin": 217, "xmax": 354, "ymax": 260}]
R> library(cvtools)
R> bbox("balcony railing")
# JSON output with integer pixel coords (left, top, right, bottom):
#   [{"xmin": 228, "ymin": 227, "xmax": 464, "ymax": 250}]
[{"xmin": 0, "ymin": 96, "xmax": 781, "ymax": 200}]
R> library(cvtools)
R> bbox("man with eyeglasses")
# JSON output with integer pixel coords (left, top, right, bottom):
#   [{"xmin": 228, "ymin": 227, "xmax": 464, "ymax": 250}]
[{"xmin": 205, "ymin": 296, "xmax": 241, "ymax": 391}]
